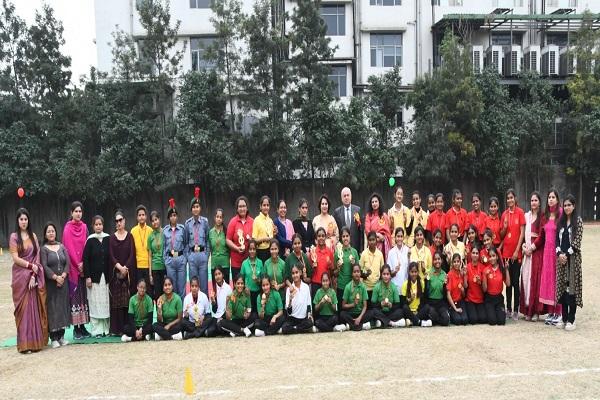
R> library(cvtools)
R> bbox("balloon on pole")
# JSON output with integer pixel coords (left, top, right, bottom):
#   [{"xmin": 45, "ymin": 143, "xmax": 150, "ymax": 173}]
[
  {"xmin": 388, "ymin": 177, "xmax": 395, "ymax": 188},
  {"xmin": 17, "ymin": 187, "xmax": 25, "ymax": 198}
]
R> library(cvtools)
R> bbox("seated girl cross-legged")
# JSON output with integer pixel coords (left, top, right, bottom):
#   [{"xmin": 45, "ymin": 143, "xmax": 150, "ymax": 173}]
[
  {"xmin": 217, "ymin": 274, "xmax": 256, "ymax": 337},
  {"xmin": 122, "ymin": 278, "xmax": 154, "ymax": 342},
  {"xmin": 339, "ymin": 264, "xmax": 374, "ymax": 331},
  {"xmin": 401, "ymin": 262, "xmax": 430, "ymax": 327},
  {"xmin": 422, "ymin": 252, "xmax": 450, "ymax": 327},
  {"xmin": 206, "ymin": 266, "xmax": 232, "ymax": 337},
  {"xmin": 281, "ymin": 265, "xmax": 314, "ymax": 334},
  {"xmin": 153, "ymin": 277, "xmax": 183, "ymax": 340},
  {"xmin": 254, "ymin": 276, "xmax": 285, "ymax": 336},
  {"xmin": 313, "ymin": 272, "xmax": 345, "ymax": 332},
  {"xmin": 181, "ymin": 276, "xmax": 213, "ymax": 339},
  {"xmin": 371, "ymin": 265, "xmax": 405, "ymax": 328}
]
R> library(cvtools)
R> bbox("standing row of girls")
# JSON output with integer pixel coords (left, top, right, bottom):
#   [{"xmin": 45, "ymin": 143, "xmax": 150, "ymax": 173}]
[{"xmin": 8, "ymin": 187, "xmax": 584, "ymax": 352}]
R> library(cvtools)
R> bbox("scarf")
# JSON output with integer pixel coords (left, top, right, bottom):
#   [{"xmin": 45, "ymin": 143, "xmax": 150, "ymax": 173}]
[
  {"xmin": 87, "ymin": 232, "xmax": 109, "ymax": 241},
  {"xmin": 63, "ymin": 220, "xmax": 89, "ymax": 289}
]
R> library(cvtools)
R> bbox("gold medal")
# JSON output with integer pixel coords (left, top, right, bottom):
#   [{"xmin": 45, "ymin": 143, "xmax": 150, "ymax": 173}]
[{"xmin": 508, "ymin": 232, "xmax": 512, "ymax": 239}]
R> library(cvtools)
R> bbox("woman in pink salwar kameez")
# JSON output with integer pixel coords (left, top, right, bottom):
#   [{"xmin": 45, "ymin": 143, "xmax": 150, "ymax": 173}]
[
  {"xmin": 520, "ymin": 192, "xmax": 544, "ymax": 321},
  {"xmin": 539, "ymin": 189, "xmax": 562, "ymax": 325},
  {"xmin": 9, "ymin": 208, "xmax": 48, "ymax": 353}
]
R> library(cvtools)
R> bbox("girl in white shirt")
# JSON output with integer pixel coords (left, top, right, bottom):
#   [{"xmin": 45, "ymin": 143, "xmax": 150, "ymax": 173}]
[
  {"xmin": 181, "ymin": 276, "xmax": 213, "ymax": 339},
  {"xmin": 281, "ymin": 265, "xmax": 314, "ymax": 334},
  {"xmin": 206, "ymin": 266, "xmax": 232, "ymax": 337},
  {"xmin": 387, "ymin": 227, "xmax": 410, "ymax": 289}
]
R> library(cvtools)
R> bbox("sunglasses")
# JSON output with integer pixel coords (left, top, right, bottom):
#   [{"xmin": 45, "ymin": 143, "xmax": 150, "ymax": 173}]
[{"xmin": 115, "ymin": 218, "xmax": 124, "ymax": 223}]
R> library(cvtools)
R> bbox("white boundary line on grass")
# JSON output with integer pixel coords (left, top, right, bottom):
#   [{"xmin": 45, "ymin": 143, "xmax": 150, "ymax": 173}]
[{"xmin": 25, "ymin": 366, "xmax": 600, "ymax": 400}]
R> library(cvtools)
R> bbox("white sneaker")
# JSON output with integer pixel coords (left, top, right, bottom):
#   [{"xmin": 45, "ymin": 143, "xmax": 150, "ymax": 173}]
[
  {"xmin": 345, "ymin": 323, "xmax": 350, "ymax": 330},
  {"xmin": 396, "ymin": 319, "xmax": 406, "ymax": 327},
  {"xmin": 277, "ymin": 328, "xmax": 282, "ymax": 334},
  {"xmin": 565, "ymin": 322, "xmax": 576, "ymax": 331},
  {"xmin": 362, "ymin": 322, "xmax": 371, "ymax": 331},
  {"xmin": 312, "ymin": 326, "xmax": 319, "ymax": 333},
  {"xmin": 154, "ymin": 333, "xmax": 162, "ymax": 341},
  {"xmin": 555, "ymin": 320, "xmax": 565, "ymax": 329},
  {"xmin": 531, "ymin": 314, "xmax": 539, "ymax": 322},
  {"xmin": 59, "ymin": 338, "xmax": 69, "ymax": 346},
  {"xmin": 51, "ymin": 340, "xmax": 60, "ymax": 349},
  {"xmin": 545, "ymin": 313, "xmax": 555, "ymax": 325},
  {"xmin": 421, "ymin": 320, "xmax": 432, "ymax": 327},
  {"xmin": 551, "ymin": 314, "xmax": 562, "ymax": 326},
  {"xmin": 254, "ymin": 329, "xmax": 265, "ymax": 337},
  {"xmin": 145, "ymin": 334, "xmax": 151, "ymax": 341},
  {"xmin": 374, "ymin": 320, "xmax": 382, "ymax": 328},
  {"xmin": 333, "ymin": 324, "xmax": 347, "ymax": 332},
  {"xmin": 121, "ymin": 335, "xmax": 132, "ymax": 342},
  {"xmin": 229, "ymin": 332, "xmax": 237, "ymax": 338},
  {"xmin": 172, "ymin": 332, "xmax": 183, "ymax": 341},
  {"xmin": 405, "ymin": 319, "xmax": 412, "ymax": 327},
  {"xmin": 243, "ymin": 327, "xmax": 252, "ymax": 337}
]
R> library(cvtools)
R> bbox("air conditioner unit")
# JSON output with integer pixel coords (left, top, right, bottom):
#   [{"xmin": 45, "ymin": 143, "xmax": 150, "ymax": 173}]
[
  {"xmin": 472, "ymin": 45, "xmax": 483, "ymax": 74},
  {"xmin": 485, "ymin": 45, "xmax": 503, "ymax": 74},
  {"xmin": 503, "ymin": 45, "xmax": 523, "ymax": 76},
  {"xmin": 523, "ymin": 45, "xmax": 541, "ymax": 73},
  {"xmin": 559, "ymin": 47, "xmax": 576, "ymax": 76},
  {"xmin": 541, "ymin": 45, "xmax": 559, "ymax": 76}
]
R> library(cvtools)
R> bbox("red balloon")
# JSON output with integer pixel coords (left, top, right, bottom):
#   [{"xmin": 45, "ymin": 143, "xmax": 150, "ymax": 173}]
[{"xmin": 17, "ymin": 187, "xmax": 24, "ymax": 198}]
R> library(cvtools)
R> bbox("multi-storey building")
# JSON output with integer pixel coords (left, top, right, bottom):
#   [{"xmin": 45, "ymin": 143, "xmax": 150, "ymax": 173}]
[{"xmin": 95, "ymin": 0, "xmax": 600, "ymax": 125}]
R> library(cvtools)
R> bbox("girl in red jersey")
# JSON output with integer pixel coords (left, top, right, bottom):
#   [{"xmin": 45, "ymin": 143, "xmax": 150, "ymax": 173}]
[
  {"xmin": 482, "ymin": 247, "xmax": 510, "ymax": 325},
  {"xmin": 446, "ymin": 253, "xmax": 468, "ymax": 325},
  {"xmin": 445, "ymin": 189, "xmax": 468, "ymax": 242},
  {"xmin": 486, "ymin": 197, "xmax": 502, "ymax": 248},
  {"xmin": 464, "ymin": 246, "xmax": 486, "ymax": 324},
  {"xmin": 480, "ymin": 229, "xmax": 494, "ymax": 267},
  {"xmin": 429, "ymin": 229, "xmax": 448, "ymax": 272},
  {"xmin": 466, "ymin": 193, "xmax": 487, "ymax": 241},
  {"xmin": 426, "ymin": 193, "xmax": 446, "ymax": 244},
  {"xmin": 500, "ymin": 189, "xmax": 525, "ymax": 321}
]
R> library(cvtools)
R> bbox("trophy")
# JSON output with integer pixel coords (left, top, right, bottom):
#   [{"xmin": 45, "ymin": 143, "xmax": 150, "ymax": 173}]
[
  {"xmin": 193, "ymin": 305, "xmax": 200, "ymax": 327},
  {"xmin": 324, "ymin": 294, "xmax": 330, "ymax": 302},
  {"xmin": 384, "ymin": 297, "xmax": 389, "ymax": 307},
  {"xmin": 237, "ymin": 229, "xmax": 245, "ymax": 249},
  {"xmin": 261, "ymin": 293, "xmax": 267, "ymax": 309},
  {"xmin": 251, "ymin": 261, "xmax": 257, "ymax": 281},
  {"xmin": 310, "ymin": 245, "xmax": 317, "ymax": 265},
  {"xmin": 336, "ymin": 242, "xmax": 344, "ymax": 266},
  {"xmin": 349, "ymin": 254, "xmax": 355, "ymax": 264}
]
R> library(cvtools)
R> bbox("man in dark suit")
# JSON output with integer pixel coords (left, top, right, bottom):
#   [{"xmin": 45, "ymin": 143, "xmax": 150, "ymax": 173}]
[{"xmin": 334, "ymin": 187, "xmax": 363, "ymax": 252}]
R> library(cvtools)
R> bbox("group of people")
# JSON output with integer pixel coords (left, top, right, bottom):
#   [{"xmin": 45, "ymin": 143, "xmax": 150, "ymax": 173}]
[{"xmin": 8, "ymin": 186, "xmax": 584, "ymax": 353}]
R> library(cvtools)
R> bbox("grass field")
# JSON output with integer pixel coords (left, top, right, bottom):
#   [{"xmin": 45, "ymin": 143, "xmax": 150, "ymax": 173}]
[{"xmin": 0, "ymin": 226, "xmax": 599, "ymax": 400}]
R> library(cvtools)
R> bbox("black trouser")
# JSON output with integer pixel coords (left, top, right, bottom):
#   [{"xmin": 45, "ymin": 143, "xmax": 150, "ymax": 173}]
[
  {"xmin": 401, "ymin": 305, "xmax": 429, "ymax": 326},
  {"xmin": 465, "ymin": 301, "xmax": 487, "ymax": 324},
  {"xmin": 336, "ymin": 288, "xmax": 345, "ymax": 316},
  {"xmin": 371, "ymin": 308, "xmax": 404, "ymax": 327},
  {"xmin": 505, "ymin": 259, "xmax": 521, "ymax": 313},
  {"xmin": 485, "ymin": 293, "xmax": 506, "ymax": 325},
  {"xmin": 281, "ymin": 316, "xmax": 313, "ymax": 334},
  {"xmin": 50, "ymin": 328, "xmax": 65, "ymax": 341},
  {"xmin": 256, "ymin": 249, "xmax": 270, "ymax": 263},
  {"xmin": 152, "ymin": 269, "xmax": 166, "ymax": 300},
  {"xmin": 217, "ymin": 316, "xmax": 256, "ymax": 336},
  {"xmin": 426, "ymin": 299, "xmax": 450, "ymax": 326},
  {"xmin": 250, "ymin": 291, "xmax": 260, "ymax": 313},
  {"xmin": 314, "ymin": 314, "xmax": 338, "ymax": 332},
  {"xmin": 559, "ymin": 291, "xmax": 577, "ymax": 324},
  {"xmin": 254, "ymin": 314, "xmax": 286, "ymax": 335},
  {"xmin": 449, "ymin": 300, "xmax": 469, "ymax": 325},
  {"xmin": 339, "ymin": 310, "xmax": 375, "ymax": 331},
  {"xmin": 203, "ymin": 318, "xmax": 219, "ymax": 337},
  {"xmin": 152, "ymin": 321, "xmax": 182, "ymax": 339},
  {"xmin": 181, "ymin": 317, "xmax": 214, "ymax": 338},
  {"xmin": 123, "ymin": 323, "xmax": 153, "ymax": 340}
]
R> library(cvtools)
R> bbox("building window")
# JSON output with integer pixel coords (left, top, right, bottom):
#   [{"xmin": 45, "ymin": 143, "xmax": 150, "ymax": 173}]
[
  {"xmin": 370, "ymin": 0, "xmax": 401, "ymax": 6},
  {"xmin": 370, "ymin": 33, "xmax": 402, "ymax": 67},
  {"xmin": 546, "ymin": 0, "xmax": 559, "ymax": 6},
  {"xmin": 328, "ymin": 66, "xmax": 347, "ymax": 98},
  {"xmin": 491, "ymin": 33, "xmax": 522, "ymax": 46},
  {"xmin": 190, "ymin": 0, "xmax": 212, "ymax": 8},
  {"xmin": 546, "ymin": 33, "xmax": 568, "ymax": 47},
  {"xmin": 191, "ymin": 37, "xmax": 216, "ymax": 71},
  {"xmin": 321, "ymin": 5, "xmax": 345, "ymax": 36},
  {"xmin": 448, "ymin": 0, "xmax": 463, "ymax": 6}
]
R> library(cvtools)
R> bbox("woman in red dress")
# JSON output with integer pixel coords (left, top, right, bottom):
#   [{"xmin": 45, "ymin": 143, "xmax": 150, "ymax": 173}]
[{"xmin": 364, "ymin": 193, "xmax": 391, "ymax": 260}]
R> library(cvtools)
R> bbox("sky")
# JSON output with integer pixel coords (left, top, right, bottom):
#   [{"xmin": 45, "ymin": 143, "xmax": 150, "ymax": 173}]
[{"xmin": 14, "ymin": 0, "xmax": 97, "ymax": 85}]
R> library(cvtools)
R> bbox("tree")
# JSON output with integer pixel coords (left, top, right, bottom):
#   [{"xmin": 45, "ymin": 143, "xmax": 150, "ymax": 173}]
[
  {"xmin": 110, "ymin": 28, "xmax": 141, "ymax": 82},
  {"xmin": 0, "ymin": 0, "xmax": 29, "ymax": 99},
  {"xmin": 405, "ymin": 32, "xmax": 483, "ymax": 185},
  {"xmin": 208, "ymin": 0, "xmax": 245, "ymax": 132},
  {"xmin": 366, "ymin": 66, "xmax": 405, "ymax": 145},
  {"xmin": 567, "ymin": 11, "xmax": 600, "ymax": 209},
  {"xmin": 135, "ymin": 0, "xmax": 184, "ymax": 82}
]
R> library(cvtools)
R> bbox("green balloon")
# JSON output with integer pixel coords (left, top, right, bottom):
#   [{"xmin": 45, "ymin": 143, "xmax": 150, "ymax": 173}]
[{"xmin": 388, "ymin": 177, "xmax": 395, "ymax": 187}]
